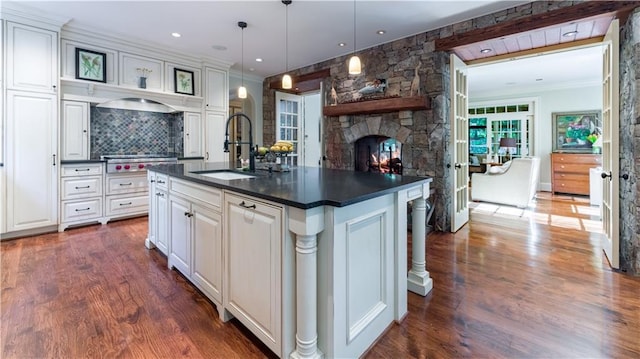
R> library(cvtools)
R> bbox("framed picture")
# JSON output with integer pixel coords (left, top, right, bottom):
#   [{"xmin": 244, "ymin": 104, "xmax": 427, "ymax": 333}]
[
  {"xmin": 174, "ymin": 68, "xmax": 195, "ymax": 95},
  {"xmin": 552, "ymin": 110, "xmax": 601, "ymax": 153},
  {"xmin": 75, "ymin": 48, "xmax": 106, "ymax": 83}
]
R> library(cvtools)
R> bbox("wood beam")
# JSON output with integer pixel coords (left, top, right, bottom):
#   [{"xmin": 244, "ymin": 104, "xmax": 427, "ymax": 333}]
[
  {"xmin": 435, "ymin": 1, "xmax": 639, "ymax": 51},
  {"xmin": 269, "ymin": 69, "xmax": 331, "ymax": 94},
  {"xmin": 322, "ymin": 96, "xmax": 430, "ymax": 117}
]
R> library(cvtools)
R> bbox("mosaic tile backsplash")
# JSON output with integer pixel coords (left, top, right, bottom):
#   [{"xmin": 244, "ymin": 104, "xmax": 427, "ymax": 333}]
[{"xmin": 90, "ymin": 107, "xmax": 184, "ymax": 158}]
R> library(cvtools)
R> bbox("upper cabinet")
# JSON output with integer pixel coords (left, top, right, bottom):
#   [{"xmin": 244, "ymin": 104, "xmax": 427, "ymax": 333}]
[
  {"xmin": 5, "ymin": 21, "xmax": 58, "ymax": 93},
  {"xmin": 119, "ymin": 52, "xmax": 163, "ymax": 91},
  {"xmin": 205, "ymin": 67, "xmax": 228, "ymax": 112},
  {"xmin": 61, "ymin": 40, "xmax": 117, "ymax": 84}
]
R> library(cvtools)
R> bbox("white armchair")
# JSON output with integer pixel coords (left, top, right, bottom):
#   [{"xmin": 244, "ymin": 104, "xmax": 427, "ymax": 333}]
[{"xmin": 471, "ymin": 157, "xmax": 540, "ymax": 208}]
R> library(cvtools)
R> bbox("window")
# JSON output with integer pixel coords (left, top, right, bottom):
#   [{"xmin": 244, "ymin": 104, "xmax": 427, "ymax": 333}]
[{"xmin": 469, "ymin": 117, "xmax": 487, "ymax": 154}]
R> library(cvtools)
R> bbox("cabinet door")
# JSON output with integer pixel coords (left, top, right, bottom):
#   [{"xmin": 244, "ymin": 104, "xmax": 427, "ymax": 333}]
[
  {"xmin": 184, "ymin": 112, "xmax": 203, "ymax": 157},
  {"xmin": 5, "ymin": 90, "xmax": 58, "ymax": 232},
  {"xmin": 155, "ymin": 190, "xmax": 169, "ymax": 255},
  {"xmin": 147, "ymin": 173, "xmax": 157, "ymax": 246},
  {"xmin": 6, "ymin": 22, "xmax": 57, "ymax": 93},
  {"xmin": 61, "ymin": 101, "xmax": 89, "ymax": 160},
  {"xmin": 205, "ymin": 111, "xmax": 228, "ymax": 164},
  {"xmin": 225, "ymin": 193, "xmax": 282, "ymax": 353},
  {"xmin": 169, "ymin": 195, "xmax": 191, "ymax": 275},
  {"xmin": 191, "ymin": 203, "xmax": 222, "ymax": 303},
  {"xmin": 205, "ymin": 67, "xmax": 227, "ymax": 112}
]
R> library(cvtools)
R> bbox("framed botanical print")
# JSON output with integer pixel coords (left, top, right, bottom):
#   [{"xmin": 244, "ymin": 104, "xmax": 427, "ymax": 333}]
[
  {"xmin": 75, "ymin": 48, "xmax": 106, "ymax": 83},
  {"xmin": 174, "ymin": 68, "xmax": 195, "ymax": 95}
]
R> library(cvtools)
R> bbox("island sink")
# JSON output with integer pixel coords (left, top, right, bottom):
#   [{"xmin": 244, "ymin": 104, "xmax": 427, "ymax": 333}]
[{"xmin": 191, "ymin": 170, "xmax": 256, "ymax": 180}]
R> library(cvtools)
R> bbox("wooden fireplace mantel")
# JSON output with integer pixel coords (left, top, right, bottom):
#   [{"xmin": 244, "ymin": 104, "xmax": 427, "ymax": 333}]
[{"xmin": 323, "ymin": 96, "xmax": 431, "ymax": 117}]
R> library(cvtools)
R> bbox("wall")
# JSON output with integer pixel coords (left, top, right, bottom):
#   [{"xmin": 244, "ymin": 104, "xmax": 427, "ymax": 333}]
[
  {"xmin": 262, "ymin": 1, "xmax": 584, "ymax": 232},
  {"xmin": 229, "ymin": 71, "xmax": 264, "ymax": 144},
  {"xmin": 90, "ymin": 107, "xmax": 183, "ymax": 158},
  {"xmin": 619, "ymin": 9, "xmax": 640, "ymax": 275},
  {"xmin": 472, "ymin": 84, "xmax": 602, "ymax": 191}
]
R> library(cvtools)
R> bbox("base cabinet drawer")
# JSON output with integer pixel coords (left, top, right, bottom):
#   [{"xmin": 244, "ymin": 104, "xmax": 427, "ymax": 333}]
[
  {"xmin": 106, "ymin": 174, "xmax": 148, "ymax": 195},
  {"xmin": 61, "ymin": 176, "xmax": 102, "ymax": 199},
  {"xmin": 61, "ymin": 163, "xmax": 103, "ymax": 177},
  {"xmin": 105, "ymin": 194, "xmax": 148, "ymax": 216},
  {"xmin": 61, "ymin": 198, "xmax": 103, "ymax": 222}
]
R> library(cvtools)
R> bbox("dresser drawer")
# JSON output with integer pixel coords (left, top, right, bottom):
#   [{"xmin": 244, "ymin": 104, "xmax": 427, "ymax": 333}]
[
  {"xmin": 106, "ymin": 174, "xmax": 148, "ymax": 195},
  {"xmin": 61, "ymin": 163, "xmax": 103, "ymax": 177},
  {"xmin": 553, "ymin": 180, "xmax": 590, "ymax": 195},
  {"xmin": 552, "ymin": 163, "xmax": 594, "ymax": 174},
  {"xmin": 552, "ymin": 154, "xmax": 602, "ymax": 165},
  {"xmin": 553, "ymin": 172, "xmax": 586, "ymax": 182},
  {"xmin": 61, "ymin": 198, "xmax": 103, "ymax": 222},
  {"xmin": 61, "ymin": 176, "xmax": 102, "ymax": 199}
]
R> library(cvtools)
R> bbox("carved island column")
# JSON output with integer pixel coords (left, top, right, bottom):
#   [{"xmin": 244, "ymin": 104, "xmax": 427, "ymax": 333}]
[
  {"xmin": 408, "ymin": 183, "xmax": 433, "ymax": 296},
  {"xmin": 289, "ymin": 206, "xmax": 325, "ymax": 359}
]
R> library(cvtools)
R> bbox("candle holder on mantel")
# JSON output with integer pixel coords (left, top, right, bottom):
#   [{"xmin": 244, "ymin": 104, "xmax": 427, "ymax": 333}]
[{"xmin": 136, "ymin": 67, "xmax": 152, "ymax": 89}]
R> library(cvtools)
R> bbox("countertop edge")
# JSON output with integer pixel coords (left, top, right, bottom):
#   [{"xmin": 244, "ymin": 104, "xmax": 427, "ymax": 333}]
[{"xmin": 150, "ymin": 166, "xmax": 433, "ymax": 209}]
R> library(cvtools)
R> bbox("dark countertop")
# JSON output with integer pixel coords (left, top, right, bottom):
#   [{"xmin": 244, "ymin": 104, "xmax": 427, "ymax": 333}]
[
  {"xmin": 149, "ymin": 162, "xmax": 432, "ymax": 209},
  {"xmin": 61, "ymin": 159, "xmax": 106, "ymax": 164}
]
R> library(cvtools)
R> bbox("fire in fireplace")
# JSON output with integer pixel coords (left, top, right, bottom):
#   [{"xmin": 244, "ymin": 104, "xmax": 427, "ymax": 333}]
[{"xmin": 354, "ymin": 136, "xmax": 402, "ymax": 174}]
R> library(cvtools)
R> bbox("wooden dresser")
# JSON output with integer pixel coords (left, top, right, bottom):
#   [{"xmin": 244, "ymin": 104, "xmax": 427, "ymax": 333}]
[{"xmin": 551, "ymin": 153, "xmax": 602, "ymax": 195}]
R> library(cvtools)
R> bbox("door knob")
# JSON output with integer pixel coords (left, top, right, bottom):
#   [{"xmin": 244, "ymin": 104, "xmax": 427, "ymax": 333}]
[
  {"xmin": 454, "ymin": 163, "xmax": 462, "ymax": 169},
  {"xmin": 601, "ymin": 171, "xmax": 612, "ymax": 179}
]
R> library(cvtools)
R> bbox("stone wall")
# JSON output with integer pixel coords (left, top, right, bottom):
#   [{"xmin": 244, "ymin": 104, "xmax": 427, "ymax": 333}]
[
  {"xmin": 262, "ymin": 1, "xmax": 589, "ymax": 232},
  {"xmin": 619, "ymin": 8, "xmax": 640, "ymax": 275}
]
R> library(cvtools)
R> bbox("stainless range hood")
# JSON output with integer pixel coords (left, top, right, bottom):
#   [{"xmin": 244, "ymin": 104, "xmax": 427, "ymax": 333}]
[{"xmin": 95, "ymin": 98, "xmax": 178, "ymax": 113}]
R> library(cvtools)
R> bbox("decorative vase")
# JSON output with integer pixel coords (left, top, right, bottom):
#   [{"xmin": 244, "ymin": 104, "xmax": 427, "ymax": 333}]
[{"xmin": 138, "ymin": 76, "xmax": 147, "ymax": 89}]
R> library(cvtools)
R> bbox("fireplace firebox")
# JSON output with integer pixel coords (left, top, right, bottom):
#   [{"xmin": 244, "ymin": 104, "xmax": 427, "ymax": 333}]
[{"xmin": 354, "ymin": 136, "xmax": 402, "ymax": 174}]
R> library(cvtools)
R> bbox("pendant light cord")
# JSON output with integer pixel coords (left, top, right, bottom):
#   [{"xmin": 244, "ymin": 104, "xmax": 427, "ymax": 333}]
[
  {"xmin": 285, "ymin": 2, "xmax": 289, "ymax": 72},
  {"xmin": 353, "ymin": 0, "xmax": 356, "ymax": 56},
  {"xmin": 241, "ymin": 24, "xmax": 244, "ymax": 86}
]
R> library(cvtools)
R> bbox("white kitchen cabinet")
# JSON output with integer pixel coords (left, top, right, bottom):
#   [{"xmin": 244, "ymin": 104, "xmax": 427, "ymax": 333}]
[
  {"xmin": 104, "ymin": 170, "xmax": 149, "ymax": 222},
  {"xmin": 5, "ymin": 21, "xmax": 58, "ymax": 93},
  {"xmin": 224, "ymin": 192, "xmax": 283, "ymax": 355},
  {"xmin": 167, "ymin": 178, "xmax": 223, "ymax": 306},
  {"xmin": 118, "ymin": 52, "xmax": 164, "ymax": 90},
  {"xmin": 5, "ymin": 90, "xmax": 58, "ymax": 233},
  {"xmin": 191, "ymin": 202, "xmax": 223, "ymax": 303},
  {"xmin": 184, "ymin": 112, "xmax": 203, "ymax": 157},
  {"xmin": 146, "ymin": 171, "xmax": 169, "ymax": 255},
  {"xmin": 169, "ymin": 194, "xmax": 191, "ymax": 275},
  {"xmin": 61, "ymin": 101, "xmax": 89, "ymax": 160},
  {"xmin": 205, "ymin": 110, "xmax": 228, "ymax": 164},
  {"xmin": 59, "ymin": 163, "xmax": 104, "ymax": 232},
  {"xmin": 205, "ymin": 67, "xmax": 227, "ymax": 112}
]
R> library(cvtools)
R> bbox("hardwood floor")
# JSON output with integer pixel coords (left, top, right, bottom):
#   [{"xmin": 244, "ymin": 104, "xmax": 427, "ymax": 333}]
[{"xmin": 2, "ymin": 194, "xmax": 639, "ymax": 358}]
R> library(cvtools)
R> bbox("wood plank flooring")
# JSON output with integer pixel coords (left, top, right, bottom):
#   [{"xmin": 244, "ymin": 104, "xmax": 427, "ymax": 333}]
[{"xmin": 2, "ymin": 194, "xmax": 639, "ymax": 358}]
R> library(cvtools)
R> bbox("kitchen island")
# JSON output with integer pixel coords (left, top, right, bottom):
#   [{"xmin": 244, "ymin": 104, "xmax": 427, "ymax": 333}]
[{"xmin": 146, "ymin": 162, "xmax": 433, "ymax": 358}]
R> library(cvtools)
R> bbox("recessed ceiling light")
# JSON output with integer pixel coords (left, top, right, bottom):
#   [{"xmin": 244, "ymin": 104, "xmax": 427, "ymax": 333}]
[
  {"xmin": 376, "ymin": 30, "xmax": 386, "ymax": 35},
  {"xmin": 171, "ymin": 32, "xmax": 181, "ymax": 38},
  {"xmin": 536, "ymin": 78, "xmax": 543, "ymax": 81},
  {"xmin": 255, "ymin": 58, "xmax": 263, "ymax": 62},
  {"xmin": 338, "ymin": 42, "xmax": 346, "ymax": 47},
  {"xmin": 249, "ymin": 67, "xmax": 255, "ymax": 72},
  {"xmin": 211, "ymin": 45, "xmax": 227, "ymax": 51},
  {"xmin": 480, "ymin": 48, "xmax": 492, "ymax": 54},
  {"xmin": 563, "ymin": 31, "xmax": 578, "ymax": 37}
]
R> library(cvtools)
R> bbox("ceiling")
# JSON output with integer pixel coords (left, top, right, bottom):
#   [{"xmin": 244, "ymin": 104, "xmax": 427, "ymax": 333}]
[
  {"xmin": 7, "ymin": 0, "xmax": 605, "ymax": 95},
  {"xmin": 9, "ymin": 0, "xmax": 531, "ymax": 78}
]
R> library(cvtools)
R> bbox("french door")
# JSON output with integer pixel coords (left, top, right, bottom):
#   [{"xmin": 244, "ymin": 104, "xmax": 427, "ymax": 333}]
[{"xmin": 450, "ymin": 54, "xmax": 469, "ymax": 232}]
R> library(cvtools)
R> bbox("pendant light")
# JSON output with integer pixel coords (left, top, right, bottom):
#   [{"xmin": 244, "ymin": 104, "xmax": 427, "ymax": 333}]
[
  {"xmin": 282, "ymin": 0, "xmax": 292, "ymax": 89},
  {"xmin": 348, "ymin": 0, "xmax": 362, "ymax": 75},
  {"xmin": 238, "ymin": 21, "xmax": 247, "ymax": 99}
]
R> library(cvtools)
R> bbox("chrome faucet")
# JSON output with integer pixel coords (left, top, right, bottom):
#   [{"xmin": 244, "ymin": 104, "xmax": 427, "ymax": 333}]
[{"xmin": 224, "ymin": 112, "xmax": 255, "ymax": 171}]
